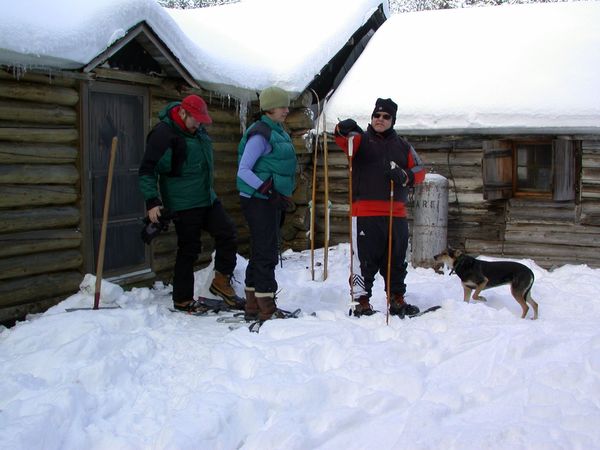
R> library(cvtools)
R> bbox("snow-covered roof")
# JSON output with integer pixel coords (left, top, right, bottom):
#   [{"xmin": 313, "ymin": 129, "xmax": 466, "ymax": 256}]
[
  {"xmin": 0, "ymin": 0, "xmax": 387, "ymax": 101},
  {"xmin": 325, "ymin": 1, "xmax": 600, "ymax": 133}
]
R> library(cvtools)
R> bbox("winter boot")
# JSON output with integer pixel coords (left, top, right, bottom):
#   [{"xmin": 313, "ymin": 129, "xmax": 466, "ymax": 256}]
[
  {"xmin": 256, "ymin": 292, "xmax": 286, "ymax": 321},
  {"xmin": 353, "ymin": 295, "xmax": 376, "ymax": 317},
  {"xmin": 389, "ymin": 293, "xmax": 420, "ymax": 318},
  {"xmin": 209, "ymin": 271, "xmax": 245, "ymax": 310},
  {"xmin": 244, "ymin": 287, "xmax": 259, "ymax": 321}
]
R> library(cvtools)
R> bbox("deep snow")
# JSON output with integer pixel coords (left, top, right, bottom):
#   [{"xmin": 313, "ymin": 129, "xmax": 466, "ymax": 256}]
[{"xmin": 2, "ymin": 245, "xmax": 600, "ymax": 449}]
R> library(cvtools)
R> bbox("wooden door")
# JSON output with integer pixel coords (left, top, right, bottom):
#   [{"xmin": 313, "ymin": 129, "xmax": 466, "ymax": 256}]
[{"xmin": 83, "ymin": 82, "xmax": 149, "ymax": 278}]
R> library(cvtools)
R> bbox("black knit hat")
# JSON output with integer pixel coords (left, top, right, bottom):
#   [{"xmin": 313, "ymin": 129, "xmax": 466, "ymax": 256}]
[{"xmin": 372, "ymin": 98, "xmax": 398, "ymax": 124}]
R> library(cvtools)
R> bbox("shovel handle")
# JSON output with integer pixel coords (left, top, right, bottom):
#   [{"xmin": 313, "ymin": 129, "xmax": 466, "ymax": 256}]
[{"xmin": 94, "ymin": 136, "xmax": 118, "ymax": 309}]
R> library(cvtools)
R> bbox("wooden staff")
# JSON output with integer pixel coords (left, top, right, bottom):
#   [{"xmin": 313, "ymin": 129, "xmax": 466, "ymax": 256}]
[
  {"xmin": 309, "ymin": 89, "xmax": 320, "ymax": 281},
  {"xmin": 94, "ymin": 136, "xmax": 118, "ymax": 310},
  {"xmin": 347, "ymin": 135, "xmax": 355, "ymax": 315},
  {"xmin": 386, "ymin": 179, "xmax": 394, "ymax": 325},
  {"xmin": 323, "ymin": 111, "xmax": 330, "ymax": 280}
]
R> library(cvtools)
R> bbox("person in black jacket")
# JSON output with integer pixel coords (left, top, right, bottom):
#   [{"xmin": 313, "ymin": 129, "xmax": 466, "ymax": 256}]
[{"xmin": 335, "ymin": 98, "xmax": 425, "ymax": 317}]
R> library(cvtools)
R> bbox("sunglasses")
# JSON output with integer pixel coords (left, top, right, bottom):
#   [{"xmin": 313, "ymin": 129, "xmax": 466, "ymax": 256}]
[{"xmin": 373, "ymin": 113, "xmax": 392, "ymax": 120}]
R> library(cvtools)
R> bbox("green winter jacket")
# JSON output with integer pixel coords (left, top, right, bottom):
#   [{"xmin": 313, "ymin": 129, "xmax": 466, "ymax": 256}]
[
  {"xmin": 139, "ymin": 102, "xmax": 216, "ymax": 212},
  {"xmin": 237, "ymin": 115, "xmax": 297, "ymax": 198}
]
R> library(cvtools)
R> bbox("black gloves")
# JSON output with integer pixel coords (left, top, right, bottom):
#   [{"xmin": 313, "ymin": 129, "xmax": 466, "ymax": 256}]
[
  {"xmin": 335, "ymin": 119, "xmax": 363, "ymax": 137},
  {"xmin": 257, "ymin": 177, "xmax": 292, "ymax": 210},
  {"xmin": 388, "ymin": 162, "xmax": 415, "ymax": 187},
  {"xmin": 140, "ymin": 210, "xmax": 174, "ymax": 245}
]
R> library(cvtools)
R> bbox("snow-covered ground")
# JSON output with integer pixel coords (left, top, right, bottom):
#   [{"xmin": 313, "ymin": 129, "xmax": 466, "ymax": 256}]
[{"xmin": 2, "ymin": 244, "xmax": 600, "ymax": 449}]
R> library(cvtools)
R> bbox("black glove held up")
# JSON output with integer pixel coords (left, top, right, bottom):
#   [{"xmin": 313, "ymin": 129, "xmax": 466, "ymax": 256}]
[{"xmin": 336, "ymin": 119, "xmax": 363, "ymax": 137}]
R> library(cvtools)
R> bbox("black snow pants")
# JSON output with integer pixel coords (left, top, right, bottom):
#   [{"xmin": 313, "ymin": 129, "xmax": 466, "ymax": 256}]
[
  {"xmin": 240, "ymin": 196, "xmax": 282, "ymax": 294},
  {"xmin": 353, "ymin": 215, "xmax": 409, "ymax": 299},
  {"xmin": 172, "ymin": 200, "xmax": 237, "ymax": 302}
]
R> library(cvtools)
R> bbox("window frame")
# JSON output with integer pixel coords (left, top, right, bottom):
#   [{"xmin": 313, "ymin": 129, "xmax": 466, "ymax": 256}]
[
  {"xmin": 512, "ymin": 139, "xmax": 553, "ymax": 200},
  {"xmin": 482, "ymin": 138, "xmax": 578, "ymax": 202}
]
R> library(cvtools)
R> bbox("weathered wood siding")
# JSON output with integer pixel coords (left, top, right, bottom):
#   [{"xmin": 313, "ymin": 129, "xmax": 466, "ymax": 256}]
[
  {"xmin": 409, "ymin": 135, "xmax": 600, "ymax": 268},
  {"xmin": 0, "ymin": 70, "xmax": 82, "ymax": 321}
]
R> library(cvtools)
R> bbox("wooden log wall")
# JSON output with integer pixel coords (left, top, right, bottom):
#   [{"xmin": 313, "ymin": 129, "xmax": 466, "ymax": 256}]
[
  {"xmin": 0, "ymin": 69, "xmax": 82, "ymax": 322},
  {"xmin": 581, "ymin": 139, "xmax": 600, "ymax": 225},
  {"xmin": 305, "ymin": 134, "xmax": 600, "ymax": 269},
  {"xmin": 0, "ymin": 70, "xmax": 315, "ymax": 322}
]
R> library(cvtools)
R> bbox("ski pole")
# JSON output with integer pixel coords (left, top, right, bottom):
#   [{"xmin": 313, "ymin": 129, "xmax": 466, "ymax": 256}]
[
  {"xmin": 94, "ymin": 136, "xmax": 118, "ymax": 310},
  {"xmin": 347, "ymin": 134, "xmax": 355, "ymax": 316},
  {"xmin": 385, "ymin": 179, "xmax": 394, "ymax": 325}
]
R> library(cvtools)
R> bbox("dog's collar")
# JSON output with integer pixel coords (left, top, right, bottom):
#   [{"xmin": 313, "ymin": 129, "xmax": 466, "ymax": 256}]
[{"xmin": 450, "ymin": 254, "xmax": 466, "ymax": 275}]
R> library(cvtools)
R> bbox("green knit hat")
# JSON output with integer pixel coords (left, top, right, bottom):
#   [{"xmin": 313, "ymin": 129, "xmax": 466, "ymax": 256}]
[{"xmin": 259, "ymin": 86, "xmax": 290, "ymax": 111}]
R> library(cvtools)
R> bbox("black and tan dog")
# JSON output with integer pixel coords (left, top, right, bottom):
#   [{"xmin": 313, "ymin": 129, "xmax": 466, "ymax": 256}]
[{"xmin": 434, "ymin": 248, "xmax": 539, "ymax": 320}]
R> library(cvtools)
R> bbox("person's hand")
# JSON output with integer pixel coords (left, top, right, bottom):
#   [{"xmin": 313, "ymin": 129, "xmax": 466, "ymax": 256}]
[
  {"xmin": 257, "ymin": 177, "xmax": 273, "ymax": 195},
  {"xmin": 148, "ymin": 206, "xmax": 162, "ymax": 223},
  {"xmin": 256, "ymin": 177, "xmax": 291, "ymax": 210},
  {"xmin": 335, "ymin": 119, "xmax": 363, "ymax": 137},
  {"xmin": 268, "ymin": 190, "xmax": 292, "ymax": 210},
  {"xmin": 387, "ymin": 161, "xmax": 413, "ymax": 186}
]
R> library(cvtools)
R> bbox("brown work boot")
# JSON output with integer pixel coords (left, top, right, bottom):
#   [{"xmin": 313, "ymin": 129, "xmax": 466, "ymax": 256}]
[
  {"xmin": 244, "ymin": 287, "xmax": 259, "ymax": 321},
  {"xmin": 389, "ymin": 293, "xmax": 420, "ymax": 317},
  {"xmin": 256, "ymin": 292, "xmax": 286, "ymax": 321},
  {"xmin": 209, "ymin": 271, "xmax": 245, "ymax": 310},
  {"xmin": 353, "ymin": 295, "xmax": 376, "ymax": 317}
]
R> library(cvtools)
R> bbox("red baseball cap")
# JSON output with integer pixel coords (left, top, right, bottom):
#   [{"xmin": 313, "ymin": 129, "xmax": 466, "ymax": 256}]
[{"xmin": 181, "ymin": 95, "xmax": 212, "ymax": 125}]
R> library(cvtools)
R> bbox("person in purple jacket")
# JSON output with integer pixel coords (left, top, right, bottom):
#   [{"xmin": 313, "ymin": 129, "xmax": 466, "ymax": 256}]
[{"xmin": 236, "ymin": 87, "xmax": 297, "ymax": 322}]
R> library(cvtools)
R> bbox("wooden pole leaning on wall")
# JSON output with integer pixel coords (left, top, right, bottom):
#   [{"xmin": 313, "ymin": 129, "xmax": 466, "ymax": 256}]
[
  {"xmin": 385, "ymin": 179, "xmax": 394, "ymax": 326},
  {"xmin": 94, "ymin": 136, "xmax": 118, "ymax": 310},
  {"xmin": 309, "ymin": 89, "xmax": 320, "ymax": 281},
  {"xmin": 321, "ymin": 89, "xmax": 334, "ymax": 280}
]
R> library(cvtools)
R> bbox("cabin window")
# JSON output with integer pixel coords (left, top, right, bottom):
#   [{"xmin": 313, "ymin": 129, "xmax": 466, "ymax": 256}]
[
  {"xmin": 515, "ymin": 142, "xmax": 552, "ymax": 194},
  {"xmin": 483, "ymin": 138, "xmax": 578, "ymax": 202}
]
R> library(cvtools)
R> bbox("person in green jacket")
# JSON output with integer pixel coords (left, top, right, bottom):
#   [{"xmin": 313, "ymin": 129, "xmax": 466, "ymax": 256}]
[
  {"xmin": 236, "ymin": 86, "xmax": 297, "ymax": 322},
  {"xmin": 139, "ymin": 95, "xmax": 243, "ymax": 313}
]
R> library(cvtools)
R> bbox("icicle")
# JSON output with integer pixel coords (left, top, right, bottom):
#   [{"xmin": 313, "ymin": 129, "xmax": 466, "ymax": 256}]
[{"xmin": 238, "ymin": 100, "xmax": 248, "ymax": 134}]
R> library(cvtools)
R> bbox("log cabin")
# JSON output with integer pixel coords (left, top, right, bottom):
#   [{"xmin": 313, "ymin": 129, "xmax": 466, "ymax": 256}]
[{"xmin": 0, "ymin": 0, "xmax": 388, "ymax": 323}]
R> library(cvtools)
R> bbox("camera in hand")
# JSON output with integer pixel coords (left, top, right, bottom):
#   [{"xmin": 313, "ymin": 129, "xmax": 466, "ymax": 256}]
[{"xmin": 141, "ymin": 210, "xmax": 173, "ymax": 245}]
